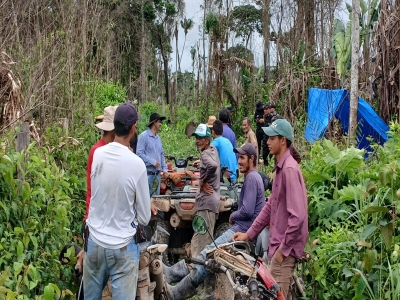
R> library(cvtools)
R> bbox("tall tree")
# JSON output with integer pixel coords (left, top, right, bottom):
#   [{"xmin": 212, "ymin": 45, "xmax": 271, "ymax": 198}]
[
  {"xmin": 179, "ymin": 17, "xmax": 194, "ymax": 72},
  {"xmin": 349, "ymin": 0, "xmax": 360, "ymax": 144}
]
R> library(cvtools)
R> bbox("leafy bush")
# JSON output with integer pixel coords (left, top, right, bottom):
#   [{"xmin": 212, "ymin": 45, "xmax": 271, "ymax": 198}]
[{"xmin": 87, "ymin": 80, "xmax": 127, "ymax": 116}]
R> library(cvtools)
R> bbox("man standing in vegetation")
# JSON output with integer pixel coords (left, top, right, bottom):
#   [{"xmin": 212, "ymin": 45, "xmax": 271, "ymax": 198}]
[
  {"xmin": 190, "ymin": 123, "xmax": 220, "ymax": 258},
  {"xmin": 219, "ymin": 108, "xmax": 237, "ymax": 150},
  {"xmin": 234, "ymin": 119, "xmax": 308, "ymax": 299},
  {"xmin": 84, "ymin": 106, "xmax": 117, "ymax": 221},
  {"xmin": 165, "ymin": 143, "xmax": 265, "ymax": 300},
  {"xmin": 254, "ymin": 100, "xmax": 265, "ymax": 162},
  {"xmin": 84, "ymin": 102, "xmax": 153, "ymax": 299},
  {"xmin": 137, "ymin": 113, "xmax": 169, "ymax": 196},
  {"xmin": 211, "ymin": 119, "xmax": 238, "ymax": 183},
  {"xmin": 242, "ymin": 117, "xmax": 258, "ymax": 153}
]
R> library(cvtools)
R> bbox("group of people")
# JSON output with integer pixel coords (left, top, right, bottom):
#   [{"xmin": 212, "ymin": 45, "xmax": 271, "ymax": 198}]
[{"xmin": 81, "ymin": 101, "xmax": 308, "ymax": 300}]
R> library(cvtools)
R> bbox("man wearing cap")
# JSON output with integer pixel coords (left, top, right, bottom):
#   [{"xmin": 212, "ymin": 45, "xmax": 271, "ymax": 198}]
[
  {"xmin": 84, "ymin": 102, "xmax": 154, "ymax": 299},
  {"xmin": 190, "ymin": 123, "xmax": 220, "ymax": 259},
  {"xmin": 164, "ymin": 143, "xmax": 265, "ymax": 300},
  {"xmin": 234, "ymin": 119, "xmax": 308, "ymax": 299},
  {"xmin": 242, "ymin": 117, "xmax": 258, "ymax": 153},
  {"xmin": 84, "ymin": 106, "xmax": 117, "ymax": 221},
  {"xmin": 137, "ymin": 113, "xmax": 169, "ymax": 196},
  {"xmin": 210, "ymin": 119, "xmax": 238, "ymax": 184}
]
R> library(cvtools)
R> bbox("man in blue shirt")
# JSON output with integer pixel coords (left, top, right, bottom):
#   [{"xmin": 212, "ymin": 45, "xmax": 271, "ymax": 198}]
[
  {"xmin": 210, "ymin": 120, "xmax": 238, "ymax": 183},
  {"xmin": 137, "ymin": 113, "xmax": 169, "ymax": 195}
]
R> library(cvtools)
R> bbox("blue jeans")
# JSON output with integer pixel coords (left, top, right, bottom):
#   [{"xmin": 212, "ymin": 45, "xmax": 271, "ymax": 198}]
[
  {"xmin": 148, "ymin": 174, "xmax": 161, "ymax": 196},
  {"xmin": 83, "ymin": 236, "xmax": 139, "ymax": 300},
  {"xmin": 191, "ymin": 228, "xmax": 235, "ymax": 286}
]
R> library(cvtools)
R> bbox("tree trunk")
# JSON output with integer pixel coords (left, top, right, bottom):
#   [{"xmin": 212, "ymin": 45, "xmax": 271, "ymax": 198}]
[
  {"xmin": 349, "ymin": 0, "xmax": 360, "ymax": 145},
  {"xmin": 140, "ymin": 0, "xmax": 146, "ymax": 103},
  {"xmin": 262, "ymin": 0, "xmax": 271, "ymax": 83}
]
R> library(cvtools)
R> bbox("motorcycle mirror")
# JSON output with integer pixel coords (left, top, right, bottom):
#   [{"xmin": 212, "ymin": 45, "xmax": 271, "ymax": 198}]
[
  {"xmin": 192, "ymin": 215, "xmax": 207, "ymax": 235},
  {"xmin": 188, "ymin": 155, "xmax": 194, "ymax": 160},
  {"xmin": 192, "ymin": 215, "xmax": 219, "ymax": 249}
]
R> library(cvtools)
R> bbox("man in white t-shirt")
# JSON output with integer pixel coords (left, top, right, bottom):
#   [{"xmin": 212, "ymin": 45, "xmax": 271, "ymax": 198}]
[{"xmin": 84, "ymin": 102, "xmax": 155, "ymax": 300}]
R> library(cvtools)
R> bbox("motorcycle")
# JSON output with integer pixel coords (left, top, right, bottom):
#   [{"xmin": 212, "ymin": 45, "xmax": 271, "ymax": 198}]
[
  {"xmin": 190, "ymin": 215, "xmax": 285, "ymax": 300},
  {"xmin": 59, "ymin": 210, "xmax": 169, "ymax": 300}
]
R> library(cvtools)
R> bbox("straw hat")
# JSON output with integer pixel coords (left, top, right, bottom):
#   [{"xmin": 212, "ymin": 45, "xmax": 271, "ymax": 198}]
[
  {"xmin": 206, "ymin": 115, "xmax": 216, "ymax": 128},
  {"xmin": 95, "ymin": 106, "xmax": 117, "ymax": 131}
]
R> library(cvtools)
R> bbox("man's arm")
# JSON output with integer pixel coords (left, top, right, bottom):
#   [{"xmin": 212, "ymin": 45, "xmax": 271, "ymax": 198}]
[
  {"xmin": 136, "ymin": 171, "xmax": 152, "ymax": 225},
  {"xmin": 246, "ymin": 200, "xmax": 271, "ymax": 241},
  {"xmin": 137, "ymin": 133, "xmax": 157, "ymax": 167},
  {"xmin": 202, "ymin": 151, "xmax": 218, "ymax": 178},
  {"xmin": 230, "ymin": 176, "xmax": 258, "ymax": 223},
  {"xmin": 250, "ymin": 132, "xmax": 258, "ymax": 150},
  {"xmin": 278, "ymin": 167, "xmax": 307, "ymax": 257},
  {"xmin": 290, "ymin": 145, "xmax": 302, "ymax": 164}
]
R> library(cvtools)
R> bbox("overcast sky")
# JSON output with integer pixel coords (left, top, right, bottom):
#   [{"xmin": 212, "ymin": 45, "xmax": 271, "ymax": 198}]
[{"xmin": 171, "ymin": 0, "xmax": 349, "ymax": 72}]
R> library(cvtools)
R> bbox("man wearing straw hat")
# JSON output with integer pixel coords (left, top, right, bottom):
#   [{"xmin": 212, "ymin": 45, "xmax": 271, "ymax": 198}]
[{"xmin": 84, "ymin": 106, "xmax": 117, "ymax": 221}]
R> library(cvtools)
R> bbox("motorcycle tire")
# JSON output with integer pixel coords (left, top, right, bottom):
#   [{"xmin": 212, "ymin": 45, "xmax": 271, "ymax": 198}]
[{"xmin": 157, "ymin": 219, "xmax": 171, "ymax": 266}]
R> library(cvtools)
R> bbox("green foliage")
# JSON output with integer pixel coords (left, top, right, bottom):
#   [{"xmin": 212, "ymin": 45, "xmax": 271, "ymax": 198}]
[
  {"xmin": 229, "ymin": 5, "xmax": 262, "ymax": 41},
  {"xmin": 87, "ymin": 80, "xmax": 127, "ymax": 116}
]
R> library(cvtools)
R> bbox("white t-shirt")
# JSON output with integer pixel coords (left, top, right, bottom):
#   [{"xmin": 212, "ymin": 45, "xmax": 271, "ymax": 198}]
[{"xmin": 87, "ymin": 142, "xmax": 151, "ymax": 249}]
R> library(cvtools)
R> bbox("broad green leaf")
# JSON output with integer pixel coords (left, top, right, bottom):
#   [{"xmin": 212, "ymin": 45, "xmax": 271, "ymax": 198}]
[
  {"xmin": 362, "ymin": 206, "xmax": 389, "ymax": 214},
  {"xmin": 354, "ymin": 275, "xmax": 366, "ymax": 296},
  {"xmin": 346, "ymin": 2, "xmax": 352, "ymax": 12},
  {"xmin": 338, "ymin": 185, "xmax": 364, "ymax": 202},
  {"xmin": 361, "ymin": 224, "xmax": 377, "ymax": 239},
  {"xmin": 14, "ymin": 227, "xmax": 24, "ymax": 234},
  {"xmin": 380, "ymin": 222, "xmax": 393, "ymax": 250},
  {"xmin": 13, "ymin": 262, "xmax": 23, "ymax": 276},
  {"xmin": 363, "ymin": 249, "xmax": 375, "ymax": 272},
  {"xmin": 336, "ymin": 147, "xmax": 364, "ymax": 173},
  {"xmin": 29, "ymin": 234, "xmax": 38, "ymax": 249},
  {"xmin": 44, "ymin": 285, "xmax": 55, "ymax": 300},
  {"xmin": 2, "ymin": 154, "xmax": 12, "ymax": 163},
  {"xmin": 360, "ymin": 0, "xmax": 368, "ymax": 14},
  {"xmin": 379, "ymin": 164, "xmax": 394, "ymax": 186},
  {"xmin": 323, "ymin": 139, "xmax": 341, "ymax": 161},
  {"xmin": 17, "ymin": 241, "xmax": 24, "ymax": 259},
  {"xmin": 343, "ymin": 267, "xmax": 353, "ymax": 277}
]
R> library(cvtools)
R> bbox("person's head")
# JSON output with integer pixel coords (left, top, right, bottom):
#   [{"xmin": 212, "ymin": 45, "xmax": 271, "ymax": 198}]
[
  {"xmin": 242, "ymin": 117, "xmax": 252, "ymax": 133},
  {"xmin": 218, "ymin": 109, "xmax": 230, "ymax": 124},
  {"xmin": 147, "ymin": 113, "xmax": 166, "ymax": 133},
  {"xmin": 95, "ymin": 106, "xmax": 117, "ymax": 142},
  {"xmin": 226, "ymin": 106, "xmax": 234, "ymax": 116},
  {"xmin": 263, "ymin": 104, "xmax": 270, "ymax": 115},
  {"xmin": 192, "ymin": 123, "xmax": 212, "ymax": 151},
  {"xmin": 269, "ymin": 103, "xmax": 276, "ymax": 113},
  {"xmin": 263, "ymin": 119, "xmax": 293, "ymax": 156},
  {"xmin": 212, "ymin": 119, "xmax": 223, "ymax": 137},
  {"xmin": 114, "ymin": 102, "xmax": 140, "ymax": 140},
  {"xmin": 234, "ymin": 143, "xmax": 257, "ymax": 174},
  {"xmin": 256, "ymin": 100, "xmax": 263, "ymax": 109}
]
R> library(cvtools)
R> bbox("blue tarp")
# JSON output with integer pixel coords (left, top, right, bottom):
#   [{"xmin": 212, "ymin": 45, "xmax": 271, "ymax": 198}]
[{"xmin": 305, "ymin": 88, "xmax": 389, "ymax": 152}]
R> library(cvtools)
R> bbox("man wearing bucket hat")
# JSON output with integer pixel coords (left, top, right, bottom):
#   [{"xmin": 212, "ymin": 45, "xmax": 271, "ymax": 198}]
[
  {"xmin": 84, "ymin": 102, "xmax": 153, "ymax": 299},
  {"xmin": 137, "ymin": 112, "xmax": 169, "ymax": 196},
  {"xmin": 234, "ymin": 119, "xmax": 308, "ymax": 299},
  {"xmin": 190, "ymin": 123, "xmax": 220, "ymax": 259},
  {"xmin": 84, "ymin": 106, "xmax": 117, "ymax": 221}
]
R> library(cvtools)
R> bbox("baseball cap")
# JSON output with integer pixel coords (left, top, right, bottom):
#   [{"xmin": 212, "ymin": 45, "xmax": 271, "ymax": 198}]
[
  {"xmin": 262, "ymin": 119, "xmax": 293, "ymax": 141},
  {"xmin": 95, "ymin": 106, "xmax": 117, "ymax": 131},
  {"xmin": 192, "ymin": 123, "xmax": 212, "ymax": 138},
  {"xmin": 234, "ymin": 143, "xmax": 257, "ymax": 158},
  {"xmin": 114, "ymin": 102, "xmax": 141, "ymax": 131}
]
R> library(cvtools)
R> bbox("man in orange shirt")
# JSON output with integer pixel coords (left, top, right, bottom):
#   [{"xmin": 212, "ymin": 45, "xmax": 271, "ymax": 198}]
[{"xmin": 85, "ymin": 106, "xmax": 117, "ymax": 220}]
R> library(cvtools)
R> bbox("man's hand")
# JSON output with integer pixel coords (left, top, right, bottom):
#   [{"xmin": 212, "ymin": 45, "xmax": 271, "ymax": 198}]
[
  {"xmin": 151, "ymin": 203, "xmax": 158, "ymax": 219},
  {"xmin": 200, "ymin": 182, "xmax": 213, "ymax": 195},
  {"xmin": 233, "ymin": 232, "xmax": 249, "ymax": 241},
  {"xmin": 275, "ymin": 249, "xmax": 285, "ymax": 263},
  {"xmin": 154, "ymin": 161, "xmax": 160, "ymax": 168},
  {"xmin": 162, "ymin": 172, "xmax": 169, "ymax": 179}
]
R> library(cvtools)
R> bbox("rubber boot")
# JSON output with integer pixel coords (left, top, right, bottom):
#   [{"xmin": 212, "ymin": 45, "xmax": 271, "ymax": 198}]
[
  {"xmin": 163, "ymin": 259, "xmax": 190, "ymax": 284},
  {"xmin": 166, "ymin": 275, "xmax": 197, "ymax": 300}
]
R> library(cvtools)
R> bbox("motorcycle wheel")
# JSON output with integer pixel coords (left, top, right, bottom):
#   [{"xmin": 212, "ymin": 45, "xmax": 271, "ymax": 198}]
[
  {"xmin": 214, "ymin": 222, "xmax": 231, "ymax": 239},
  {"xmin": 157, "ymin": 219, "xmax": 171, "ymax": 266}
]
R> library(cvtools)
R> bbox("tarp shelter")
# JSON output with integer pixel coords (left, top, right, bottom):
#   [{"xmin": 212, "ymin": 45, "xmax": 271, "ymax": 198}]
[{"xmin": 305, "ymin": 88, "xmax": 389, "ymax": 152}]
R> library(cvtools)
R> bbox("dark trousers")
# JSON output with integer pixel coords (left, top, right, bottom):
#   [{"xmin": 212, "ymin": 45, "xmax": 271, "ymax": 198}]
[
  {"xmin": 256, "ymin": 128, "xmax": 264, "ymax": 157},
  {"xmin": 262, "ymin": 136, "xmax": 272, "ymax": 165}
]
